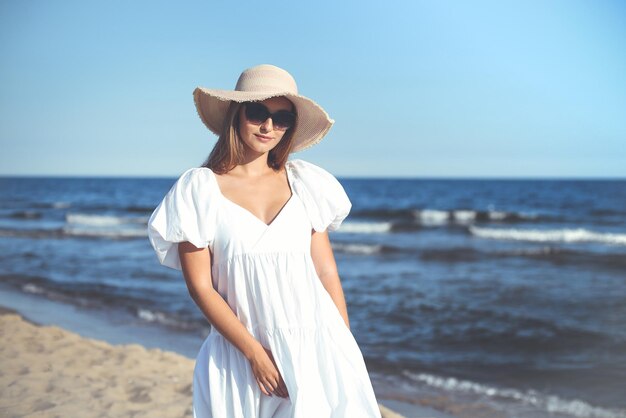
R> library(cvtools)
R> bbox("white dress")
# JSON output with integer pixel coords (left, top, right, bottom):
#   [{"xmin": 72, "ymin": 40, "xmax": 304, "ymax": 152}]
[{"xmin": 147, "ymin": 158, "xmax": 382, "ymax": 418}]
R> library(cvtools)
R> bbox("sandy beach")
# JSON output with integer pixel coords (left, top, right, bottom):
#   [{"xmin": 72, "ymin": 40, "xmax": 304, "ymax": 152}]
[{"xmin": 0, "ymin": 306, "xmax": 406, "ymax": 418}]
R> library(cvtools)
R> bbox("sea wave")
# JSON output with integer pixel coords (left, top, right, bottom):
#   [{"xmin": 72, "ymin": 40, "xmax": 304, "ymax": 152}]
[
  {"xmin": 136, "ymin": 308, "xmax": 198, "ymax": 331},
  {"xmin": 52, "ymin": 201, "xmax": 71, "ymax": 209},
  {"xmin": 331, "ymin": 242, "xmax": 412, "ymax": 255},
  {"xmin": 337, "ymin": 221, "xmax": 393, "ymax": 234},
  {"xmin": 414, "ymin": 208, "xmax": 538, "ymax": 225},
  {"xmin": 62, "ymin": 226, "xmax": 146, "ymax": 238},
  {"xmin": 0, "ymin": 225, "xmax": 146, "ymax": 240},
  {"xmin": 8, "ymin": 210, "xmax": 42, "ymax": 219},
  {"xmin": 332, "ymin": 243, "xmax": 384, "ymax": 255},
  {"xmin": 418, "ymin": 246, "xmax": 626, "ymax": 272},
  {"xmin": 469, "ymin": 226, "xmax": 626, "ymax": 246},
  {"xmin": 29, "ymin": 201, "xmax": 71, "ymax": 209},
  {"xmin": 341, "ymin": 208, "xmax": 541, "ymax": 233},
  {"xmin": 0, "ymin": 228, "xmax": 65, "ymax": 239},
  {"xmin": 22, "ymin": 283, "xmax": 45, "ymax": 295},
  {"xmin": 404, "ymin": 371, "xmax": 626, "ymax": 418},
  {"xmin": 414, "ymin": 209, "xmax": 450, "ymax": 226},
  {"xmin": 66, "ymin": 213, "xmax": 149, "ymax": 226},
  {"xmin": 61, "ymin": 213, "xmax": 148, "ymax": 239},
  {"xmin": 126, "ymin": 205, "xmax": 157, "ymax": 213},
  {"xmin": 355, "ymin": 207, "xmax": 539, "ymax": 225}
]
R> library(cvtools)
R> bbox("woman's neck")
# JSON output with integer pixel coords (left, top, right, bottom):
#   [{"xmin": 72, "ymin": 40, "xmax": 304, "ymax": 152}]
[{"xmin": 233, "ymin": 152, "xmax": 275, "ymax": 177}]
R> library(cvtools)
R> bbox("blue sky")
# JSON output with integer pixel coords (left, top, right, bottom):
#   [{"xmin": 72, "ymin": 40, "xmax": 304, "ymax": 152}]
[{"xmin": 1, "ymin": 0, "xmax": 624, "ymax": 178}]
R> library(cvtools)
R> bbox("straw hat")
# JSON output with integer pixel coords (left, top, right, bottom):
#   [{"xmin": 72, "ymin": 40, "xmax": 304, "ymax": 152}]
[{"xmin": 193, "ymin": 64, "xmax": 334, "ymax": 153}]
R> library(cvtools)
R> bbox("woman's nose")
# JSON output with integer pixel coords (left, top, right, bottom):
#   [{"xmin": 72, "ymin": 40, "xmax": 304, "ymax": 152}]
[{"xmin": 260, "ymin": 117, "xmax": 274, "ymax": 132}]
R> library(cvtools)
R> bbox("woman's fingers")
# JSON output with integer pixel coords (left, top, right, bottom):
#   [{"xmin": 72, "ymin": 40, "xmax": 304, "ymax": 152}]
[
  {"xmin": 273, "ymin": 381, "xmax": 285, "ymax": 398},
  {"xmin": 252, "ymin": 347, "xmax": 289, "ymax": 398},
  {"xmin": 259, "ymin": 376, "xmax": 289, "ymax": 398},
  {"xmin": 259, "ymin": 378, "xmax": 289, "ymax": 398},
  {"xmin": 272, "ymin": 376, "xmax": 288, "ymax": 398},
  {"xmin": 263, "ymin": 348, "xmax": 289, "ymax": 397},
  {"xmin": 257, "ymin": 379, "xmax": 270, "ymax": 396},
  {"xmin": 266, "ymin": 349, "xmax": 289, "ymax": 398},
  {"xmin": 256, "ymin": 379, "xmax": 272, "ymax": 396},
  {"xmin": 258, "ymin": 377, "xmax": 277, "ymax": 397},
  {"xmin": 263, "ymin": 376, "xmax": 280, "ymax": 396}
]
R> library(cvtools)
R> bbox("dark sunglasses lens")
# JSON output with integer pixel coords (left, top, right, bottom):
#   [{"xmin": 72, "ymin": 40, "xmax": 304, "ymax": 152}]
[
  {"xmin": 244, "ymin": 102, "xmax": 295, "ymax": 130},
  {"xmin": 272, "ymin": 111, "xmax": 296, "ymax": 130},
  {"xmin": 244, "ymin": 103, "xmax": 270, "ymax": 124}
]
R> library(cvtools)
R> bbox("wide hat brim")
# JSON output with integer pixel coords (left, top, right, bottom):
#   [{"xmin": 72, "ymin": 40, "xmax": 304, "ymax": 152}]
[{"xmin": 193, "ymin": 65, "xmax": 334, "ymax": 153}]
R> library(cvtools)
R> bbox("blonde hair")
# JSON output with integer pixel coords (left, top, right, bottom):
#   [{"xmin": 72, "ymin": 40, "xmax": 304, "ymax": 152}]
[{"xmin": 202, "ymin": 100, "xmax": 297, "ymax": 174}]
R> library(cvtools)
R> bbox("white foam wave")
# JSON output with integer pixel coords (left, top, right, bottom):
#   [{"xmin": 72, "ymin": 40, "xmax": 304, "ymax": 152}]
[
  {"xmin": 414, "ymin": 209, "xmax": 449, "ymax": 226},
  {"xmin": 62, "ymin": 226, "xmax": 147, "ymax": 238},
  {"xmin": 22, "ymin": 283, "xmax": 44, "ymax": 294},
  {"xmin": 488, "ymin": 210, "xmax": 508, "ymax": 220},
  {"xmin": 52, "ymin": 201, "xmax": 71, "ymax": 208},
  {"xmin": 332, "ymin": 243, "xmax": 382, "ymax": 255},
  {"xmin": 138, "ymin": 308, "xmax": 171, "ymax": 324},
  {"xmin": 452, "ymin": 210, "xmax": 477, "ymax": 224},
  {"xmin": 404, "ymin": 372, "xmax": 625, "ymax": 418},
  {"xmin": 66, "ymin": 213, "xmax": 148, "ymax": 226},
  {"xmin": 63, "ymin": 213, "xmax": 149, "ymax": 239},
  {"xmin": 338, "ymin": 221, "xmax": 392, "ymax": 234},
  {"xmin": 137, "ymin": 309, "xmax": 189, "ymax": 329},
  {"xmin": 410, "ymin": 208, "xmax": 537, "ymax": 227},
  {"xmin": 469, "ymin": 226, "xmax": 626, "ymax": 246},
  {"xmin": 520, "ymin": 211, "xmax": 539, "ymax": 220}
]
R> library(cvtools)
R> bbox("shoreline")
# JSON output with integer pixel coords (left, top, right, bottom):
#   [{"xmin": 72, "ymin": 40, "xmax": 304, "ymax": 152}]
[{"xmin": 0, "ymin": 295, "xmax": 448, "ymax": 418}]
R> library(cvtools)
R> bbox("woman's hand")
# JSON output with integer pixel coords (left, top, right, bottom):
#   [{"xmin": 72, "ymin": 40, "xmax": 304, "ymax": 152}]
[{"xmin": 248, "ymin": 345, "xmax": 289, "ymax": 398}]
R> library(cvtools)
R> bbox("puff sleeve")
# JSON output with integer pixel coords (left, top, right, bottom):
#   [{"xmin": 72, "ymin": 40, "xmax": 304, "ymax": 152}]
[
  {"xmin": 147, "ymin": 167, "xmax": 217, "ymax": 270},
  {"xmin": 288, "ymin": 159, "xmax": 352, "ymax": 232}
]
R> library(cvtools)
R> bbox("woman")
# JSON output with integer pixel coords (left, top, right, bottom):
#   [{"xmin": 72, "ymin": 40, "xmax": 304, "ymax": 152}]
[{"xmin": 148, "ymin": 64, "xmax": 381, "ymax": 417}]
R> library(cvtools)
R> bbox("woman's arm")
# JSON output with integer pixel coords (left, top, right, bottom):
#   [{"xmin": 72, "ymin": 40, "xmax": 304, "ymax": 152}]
[
  {"xmin": 179, "ymin": 242, "xmax": 260, "ymax": 357},
  {"xmin": 310, "ymin": 229, "xmax": 350, "ymax": 329},
  {"xmin": 178, "ymin": 242, "xmax": 289, "ymax": 398}
]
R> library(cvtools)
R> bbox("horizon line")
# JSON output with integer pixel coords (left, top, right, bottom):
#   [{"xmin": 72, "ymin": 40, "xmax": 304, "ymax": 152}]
[{"xmin": 1, "ymin": 173, "xmax": 624, "ymax": 181}]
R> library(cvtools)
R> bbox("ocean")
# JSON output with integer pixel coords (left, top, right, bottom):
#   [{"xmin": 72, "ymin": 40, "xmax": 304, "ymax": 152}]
[{"xmin": 1, "ymin": 172, "xmax": 625, "ymax": 418}]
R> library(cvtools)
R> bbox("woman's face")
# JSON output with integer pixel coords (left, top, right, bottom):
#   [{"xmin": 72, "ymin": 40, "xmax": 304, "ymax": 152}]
[{"xmin": 237, "ymin": 96, "xmax": 295, "ymax": 155}]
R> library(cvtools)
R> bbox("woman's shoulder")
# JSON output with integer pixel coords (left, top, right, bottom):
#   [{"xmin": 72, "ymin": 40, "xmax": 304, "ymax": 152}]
[
  {"xmin": 174, "ymin": 166, "xmax": 215, "ymax": 185},
  {"xmin": 164, "ymin": 166, "xmax": 218, "ymax": 201},
  {"xmin": 286, "ymin": 158, "xmax": 339, "ymax": 182},
  {"xmin": 148, "ymin": 166, "xmax": 218, "ymax": 270},
  {"xmin": 286, "ymin": 158, "xmax": 351, "ymax": 232},
  {"xmin": 178, "ymin": 166, "xmax": 214, "ymax": 180}
]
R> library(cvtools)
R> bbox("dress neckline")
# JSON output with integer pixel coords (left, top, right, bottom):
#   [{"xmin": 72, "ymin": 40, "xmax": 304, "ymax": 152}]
[{"xmin": 209, "ymin": 161, "xmax": 295, "ymax": 228}]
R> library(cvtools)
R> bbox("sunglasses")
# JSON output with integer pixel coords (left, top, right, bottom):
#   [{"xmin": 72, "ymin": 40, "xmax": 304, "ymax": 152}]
[{"xmin": 243, "ymin": 102, "xmax": 296, "ymax": 131}]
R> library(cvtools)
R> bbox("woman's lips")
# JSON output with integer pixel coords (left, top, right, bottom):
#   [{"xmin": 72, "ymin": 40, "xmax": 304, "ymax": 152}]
[{"xmin": 255, "ymin": 134, "xmax": 273, "ymax": 142}]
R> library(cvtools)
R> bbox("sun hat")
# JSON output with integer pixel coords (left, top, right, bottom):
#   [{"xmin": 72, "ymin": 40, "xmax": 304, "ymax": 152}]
[{"xmin": 193, "ymin": 64, "xmax": 334, "ymax": 153}]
